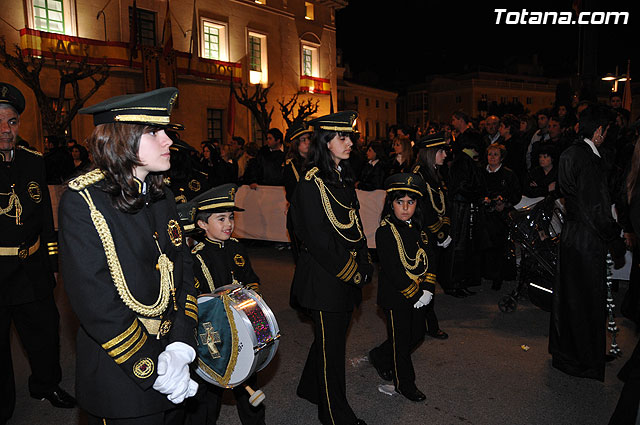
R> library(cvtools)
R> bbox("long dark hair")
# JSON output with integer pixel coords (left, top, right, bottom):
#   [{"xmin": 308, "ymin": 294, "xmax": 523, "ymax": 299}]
[
  {"xmin": 87, "ymin": 123, "xmax": 165, "ymax": 213},
  {"xmin": 305, "ymin": 129, "xmax": 355, "ymax": 186},
  {"xmin": 416, "ymin": 147, "xmax": 442, "ymax": 184},
  {"xmin": 380, "ymin": 189, "xmax": 423, "ymax": 229}
]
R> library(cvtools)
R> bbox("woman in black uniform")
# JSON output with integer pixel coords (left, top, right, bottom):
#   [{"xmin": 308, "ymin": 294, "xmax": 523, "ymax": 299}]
[
  {"xmin": 284, "ymin": 121, "xmax": 313, "ymax": 262},
  {"xmin": 290, "ymin": 111, "xmax": 372, "ymax": 425},
  {"xmin": 368, "ymin": 173, "xmax": 436, "ymax": 402},
  {"xmin": 412, "ymin": 133, "xmax": 451, "ymax": 337},
  {"xmin": 59, "ymin": 87, "xmax": 199, "ymax": 424}
]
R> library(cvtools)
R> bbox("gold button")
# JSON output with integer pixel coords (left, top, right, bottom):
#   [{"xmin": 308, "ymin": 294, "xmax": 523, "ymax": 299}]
[{"xmin": 155, "ymin": 264, "xmax": 159, "ymax": 270}]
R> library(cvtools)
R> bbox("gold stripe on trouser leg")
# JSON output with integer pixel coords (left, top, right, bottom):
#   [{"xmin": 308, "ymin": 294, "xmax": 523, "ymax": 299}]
[
  {"xmin": 391, "ymin": 310, "xmax": 400, "ymax": 390},
  {"xmin": 320, "ymin": 311, "xmax": 336, "ymax": 425},
  {"xmin": 102, "ymin": 419, "xmax": 107, "ymax": 425}
]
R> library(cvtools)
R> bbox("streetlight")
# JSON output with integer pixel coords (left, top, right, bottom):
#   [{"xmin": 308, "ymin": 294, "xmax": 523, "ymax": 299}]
[{"xmin": 601, "ymin": 66, "xmax": 629, "ymax": 92}]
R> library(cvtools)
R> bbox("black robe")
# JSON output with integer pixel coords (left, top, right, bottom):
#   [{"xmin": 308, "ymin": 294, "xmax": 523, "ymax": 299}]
[
  {"xmin": 482, "ymin": 165, "xmax": 521, "ymax": 282},
  {"xmin": 549, "ymin": 139, "xmax": 625, "ymax": 381}
]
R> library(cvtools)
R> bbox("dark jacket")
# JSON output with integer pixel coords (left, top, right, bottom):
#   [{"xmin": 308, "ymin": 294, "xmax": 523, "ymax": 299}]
[
  {"xmin": 59, "ymin": 170, "xmax": 198, "ymax": 417},
  {"xmin": 357, "ymin": 160, "xmax": 385, "ymax": 191},
  {"xmin": 413, "ymin": 164, "xmax": 450, "ymax": 244},
  {"xmin": 191, "ymin": 237, "xmax": 260, "ymax": 294},
  {"xmin": 375, "ymin": 214, "xmax": 436, "ymax": 309},
  {"xmin": 0, "ymin": 146, "xmax": 57, "ymax": 306},
  {"xmin": 290, "ymin": 167, "xmax": 372, "ymax": 312},
  {"xmin": 247, "ymin": 146, "xmax": 285, "ymax": 186}
]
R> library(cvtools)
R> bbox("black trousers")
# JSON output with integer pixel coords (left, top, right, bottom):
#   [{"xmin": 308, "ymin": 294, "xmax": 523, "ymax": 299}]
[
  {"xmin": 87, "ymin": 407, "xmax": 184, "ymax": 425},
  {"xmin": 424, "ymin": 295, "xmax": 439, "ymax": 333},
  {"xmin": 184, "ymin": 373, "xmax": 265, "ymax": 425},
  {"xmin": 297, "ymin": 310, "xmax": 357, "ymax": 425},
  {"xmin": 370, "ymin": 307, "xmax": 426, "ymax": 392},
  {"xmin": 0, "ymin": 295, "xmax": 62, "ymax": 422}
]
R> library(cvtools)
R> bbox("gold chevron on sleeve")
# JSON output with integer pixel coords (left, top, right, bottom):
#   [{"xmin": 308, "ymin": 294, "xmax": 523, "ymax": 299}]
[
  {"xmin": 186, "ymin": 295, "xmax": 197, "ymax": 304},
  {"xmin": 337, "ymin": 255, "xmax": 357, "ymax": 282},
  {"xmin": 185, "ymin": 309, "xmax": 198, "ymax": 321},
  {"xmin": 114, "ymin": 333, "xmax": 148, "ymax": 364},
  {"xmin": 101, "ymin": 320, "xmax": 139, "ymax": 350},
  {"xmin": 424, "ymin": 273, "xmax": 437, "ymax": 284},
  {"xmin": 427, "ymin": 220, "xmax": 443, "ymax": 232},
  {"xmin": 400, "ymin": 282, "xmax": 419, "ymax": 298}
]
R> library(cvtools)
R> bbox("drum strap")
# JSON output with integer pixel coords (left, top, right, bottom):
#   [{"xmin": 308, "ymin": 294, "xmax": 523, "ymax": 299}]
[{"xmin": 195, "ymin": 253, "xmax": 216, "ymax": 292}]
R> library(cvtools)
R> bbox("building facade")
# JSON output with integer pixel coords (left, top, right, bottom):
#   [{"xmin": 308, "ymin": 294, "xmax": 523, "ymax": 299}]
[
  {"xmin": 400, "ymin": 72, "xmax": 560, "ymax": 127},
  {"xmin": 336, "ymin": 67, "xmax": 397, "ymax": 142},
  {"xmin": 0, "ymin": 0, "xmax": 347, "ymax": 151}
]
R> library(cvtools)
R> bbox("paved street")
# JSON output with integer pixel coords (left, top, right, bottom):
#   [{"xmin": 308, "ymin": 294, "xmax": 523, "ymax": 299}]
[{"xmin": 9, "ymin": 243, "xmax": 638, "ymax": 425}]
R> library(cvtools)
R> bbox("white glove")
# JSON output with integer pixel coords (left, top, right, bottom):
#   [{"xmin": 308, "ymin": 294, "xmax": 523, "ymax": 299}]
[
  {"xmin": 419, "ymin": 290, "xmax": 433, "ymax": 306},
  {"xmin": 437, "ymin": 235, "xmax": 452, "ymax": 249},
  {"xmin": 153, "ymin": 342, "xmax": 198, "ymax": 404},
  {"xmin": 413, "ymin": 290, "xmax": 433, "ymax": 309}
]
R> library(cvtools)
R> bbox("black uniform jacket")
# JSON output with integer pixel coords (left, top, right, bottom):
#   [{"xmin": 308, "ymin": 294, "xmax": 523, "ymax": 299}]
[
  {"xmin": 357, "ymin": 160, "xmax": 385, "ymax": 191},
  {"xmin": 165, "ymin": 170, "xmax": 211, "ymax": 204},
  {"xmin": 191, "ymin": 237, "xmax": 260, "ymax": 294},
  {"xmin": 59, "ymin": 170, "xmax": 198, "ymax": 418},
  {"xmin": 283, "ymin": 156, "xmax": 304, "ymax": 202},
  {"xmin": 375, "ymin": 215, "xmax": 436, "ymax": 309},
  {"xmin": 414, "ymin": 165, "xmax": 451, "ymax": 244},
  {"xmin": 0, "ymin": 146, "xmax": 57, "ymax": 306},
  {"xmin": 484, "ymin": 165, "xmax": 522, "ymax": 207},
  {"xmin": 290, "ymin": 167, "xmax": 371, "ymax": 312}
]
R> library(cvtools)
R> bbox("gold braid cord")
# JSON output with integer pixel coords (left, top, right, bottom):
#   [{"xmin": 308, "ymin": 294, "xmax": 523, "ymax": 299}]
[
  {"xmin": 426, "ymin": 183, "xmax": 446, "ymax": 216},
  {"xmin": 196, "ymin": 253, "xmax": 216, "ymax": 292},
  {"xmin": 78, "ymin": 189, "xmax": 171, "ymax": 317},
  {"xmin": 286, "ymin": 159, "xmax": 300, "ymax": 182},
  {"xmin": 0, "ymin": 187, "xmax": 22, "ymax": 225},
  {"xmin": 312, "ymin": 175, "xmax": 364, "ymax": 243},
  {"xmin": 385, "ymin": 218, "xmax": 428, "ymax": 281}
]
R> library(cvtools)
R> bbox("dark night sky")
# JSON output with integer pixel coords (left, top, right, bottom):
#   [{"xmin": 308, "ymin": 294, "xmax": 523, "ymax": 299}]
[{"xmin": 336, "ymin": 0, "xmax": 640, "ymax": 91}]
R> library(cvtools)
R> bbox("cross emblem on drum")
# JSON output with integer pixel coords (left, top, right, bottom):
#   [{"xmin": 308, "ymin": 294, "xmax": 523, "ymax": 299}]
[{"xmin": 200, "ymin": 322, "xmax": 222, "ymax": 359}]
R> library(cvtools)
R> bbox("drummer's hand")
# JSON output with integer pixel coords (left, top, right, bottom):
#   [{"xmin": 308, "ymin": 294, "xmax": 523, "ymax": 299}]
[
  {"xmin": 153, "ymin": 342, "xmax": 198, "ymax": 403},
  {"xmin": 530, "ymin": 181, "xmax": 538, "ymax": 187},
  {"xmin": 548, "ymin": 182, "xmax": 556, "ymax": 192},
  {"xmin": 624, "ymin": 233, "xmax": 636, "ymax": 250}
]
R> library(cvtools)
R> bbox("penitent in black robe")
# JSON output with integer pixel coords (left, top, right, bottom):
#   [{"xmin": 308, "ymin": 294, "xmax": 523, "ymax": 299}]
[{"xmin": 549, "ymin": 139, "xmax": 625, "ymax": 381}]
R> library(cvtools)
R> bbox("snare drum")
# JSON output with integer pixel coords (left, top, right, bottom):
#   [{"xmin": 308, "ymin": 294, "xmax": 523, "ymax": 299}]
[{"xmin": 195, "ymin": 284, "xmax": 280, "ymax": 388}]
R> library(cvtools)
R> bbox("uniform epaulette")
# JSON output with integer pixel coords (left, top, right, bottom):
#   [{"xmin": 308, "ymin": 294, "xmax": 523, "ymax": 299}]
[
  {"xmin": 285, "ymin": 158, "xmax": 293, "ymax": 165},
  {"xmin": 163, "ymin": 177, "xmax": 171, "ymax": 185},
  {"xmin": 305, "ymin": 167, "xmax": 319, "ymax": 181},
  {"xmin": 230, "ymin": 237, "xmax": 239, "ymax": 242},
  {"xmin": 17, "ymin": 145, "xmax": 42, "ymax": 156},
  {"xmin": 412, "ymin": 164, "xmax": 420, "ymax": 174},
  {"xmin": 191, "ymin": 242, "xmax": 205, "ymax": 254},
  {"xmin": 196, "ymin": 170, "xmax": 208, "ymax": 178},
  {"xmin": 68, "ymin": 169, "xmax": 105, "ymax": 191}
]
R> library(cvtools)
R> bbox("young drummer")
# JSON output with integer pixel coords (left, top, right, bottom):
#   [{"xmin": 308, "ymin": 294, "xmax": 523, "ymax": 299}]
[
  {"xmin": 184, "ymin": 183, "xmax": 264, "ymax": 425},
  {"xmin": 368, "ymin": 173, "xmax": 436, "ymax": 402}
]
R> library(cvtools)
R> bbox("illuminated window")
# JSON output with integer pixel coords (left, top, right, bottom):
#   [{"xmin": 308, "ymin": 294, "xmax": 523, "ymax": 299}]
[
  {"xmin": 28, "ymin": 0, "xmax": 76, "ymax": 35},
  {"xmin": 248, "ymin": 32, "xmax": 268, "ymax": 84},
  {"xmin": 33, "ymin": 0, "xmax": 64, "ymax": 33},
  {"xmin": 305, "ymin": 2, "xmax": 314, "ymax": 20},
  {"xmin": 302, "ymin": 45, "xmax": 318, "ymax": 77},
  {"xmin": 202, "ymin": 19, "xmax": 228, "ymax": 61}
]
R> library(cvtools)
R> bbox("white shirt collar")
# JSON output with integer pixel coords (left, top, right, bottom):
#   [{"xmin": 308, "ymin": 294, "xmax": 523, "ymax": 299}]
[
  {"xmin": 486, "ymin": 164, "xmax": 502, "ymax": 173},
  {"xmin": 583, "ymin": 138, "xmax": 601, "ymax": 158},
  {"xmin": 369, "ymin": 159, "xmax": 379, "ymax": 166}
]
